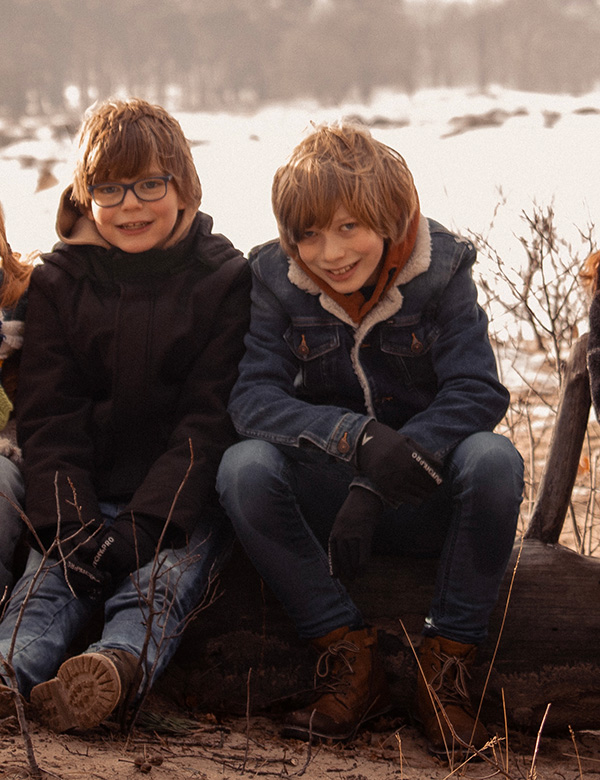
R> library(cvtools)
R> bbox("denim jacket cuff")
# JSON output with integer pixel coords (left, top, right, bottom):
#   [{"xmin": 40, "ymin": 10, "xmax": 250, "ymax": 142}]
[{"xmin": 323, "ymin": 415, "xmax": 373, "ymax": 464}]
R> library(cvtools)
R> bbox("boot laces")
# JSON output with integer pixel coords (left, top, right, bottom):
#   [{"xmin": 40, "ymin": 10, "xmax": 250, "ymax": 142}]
[
  {"xmin": 314, "ymin": 639, "xmax": 359, "ymax": 696},
  {"xmin": 430, "ymin": 650, "xmax": 474, "ymax": 711}
]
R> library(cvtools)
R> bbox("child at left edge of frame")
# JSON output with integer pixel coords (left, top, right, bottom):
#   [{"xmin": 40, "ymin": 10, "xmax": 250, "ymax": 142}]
[{"xmin": 0, "ymin": 203, "xmax": 34, "ymax": 597}]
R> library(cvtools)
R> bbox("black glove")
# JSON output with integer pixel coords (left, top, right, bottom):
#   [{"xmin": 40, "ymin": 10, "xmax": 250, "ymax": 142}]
[
  {"xmin": 55, "ymin": 523, "xmax": 110, "ymax": 600},
  {"xmin": 328, "ymin": 486, "xmax": 384, "ymax": 580},
  {"xmin": 355, "ymin": 420, "xmax": 443, "ymax": 507},
  {"xmin": 63, "ymin": 547, "xmax": 110, "ymax": 600},
  {"xmin": 92, "ymin": 513, "xmax": 165, "ymax": 586}
]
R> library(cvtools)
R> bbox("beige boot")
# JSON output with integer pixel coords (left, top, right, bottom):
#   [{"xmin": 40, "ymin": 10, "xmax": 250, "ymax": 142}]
[
  {"xmin": 416, "ymin": 635, "xmax": 490, "ymax": 759},
  {"xmin": 283, "ymin": 625, "xmax": 391, "ymax": 742},
  {"xmin": 31, "ymin": 649, "xmax": 141, "ymax": 732}
]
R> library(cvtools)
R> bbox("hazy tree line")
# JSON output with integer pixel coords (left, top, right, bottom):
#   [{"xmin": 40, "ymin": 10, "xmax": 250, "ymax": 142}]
[{"xmin": 1, "ymin": 0, "xmax": 599, "ymax": 117}]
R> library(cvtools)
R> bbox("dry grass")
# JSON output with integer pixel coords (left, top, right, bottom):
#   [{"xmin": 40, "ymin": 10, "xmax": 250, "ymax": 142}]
[{"xmin": 494, "ymin": 337, "xmax": 600, "ymax": 554}]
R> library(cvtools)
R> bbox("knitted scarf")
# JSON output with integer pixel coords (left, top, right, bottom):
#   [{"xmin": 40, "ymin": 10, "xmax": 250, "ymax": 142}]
[{"xmin": 293, "ymin": 209, "xmax": 420, "ymax": 324}]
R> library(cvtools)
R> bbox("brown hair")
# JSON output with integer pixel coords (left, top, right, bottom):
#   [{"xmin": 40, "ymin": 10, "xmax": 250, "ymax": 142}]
[
  {"xmin": 0, "ymin": 203, "xmax": 34, "ymax": 309},
  {"xmin": 581, "ymin": 251, "xmax": 600, "ymax": 293},
  {"xmin": 71, "ymin": 98, "xmax": 202, "ymax": 211},
  {"xmin": 272, "ymin": 122, "xmax": 418, "ymax": 258}
]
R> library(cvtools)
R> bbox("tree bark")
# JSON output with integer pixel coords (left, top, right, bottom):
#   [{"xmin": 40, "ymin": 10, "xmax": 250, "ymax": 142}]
[
  {"xmin": 525, "ymin": 333, "xmax": 591, "ymax": 544},
  {"xmin": 168, "ymin": 537, "xmax": 600, "ymax": 734}
]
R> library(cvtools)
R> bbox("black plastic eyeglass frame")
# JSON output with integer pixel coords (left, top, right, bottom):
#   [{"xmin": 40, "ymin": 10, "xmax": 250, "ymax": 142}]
[{"xmin": 88, "ymin": 174, "xmax": 174, "ymax": 207}]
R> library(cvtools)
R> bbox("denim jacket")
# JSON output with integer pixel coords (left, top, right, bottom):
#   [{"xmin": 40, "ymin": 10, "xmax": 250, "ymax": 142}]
[{"xmin": 228, "ymin": 217, "xmax": 509, "ymax": 464}]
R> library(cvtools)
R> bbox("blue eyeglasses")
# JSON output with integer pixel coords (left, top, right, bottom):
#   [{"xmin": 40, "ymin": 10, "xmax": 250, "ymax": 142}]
[{"xmin": 88, "ymin": 175, "xmax": 173, "ymax": 207}]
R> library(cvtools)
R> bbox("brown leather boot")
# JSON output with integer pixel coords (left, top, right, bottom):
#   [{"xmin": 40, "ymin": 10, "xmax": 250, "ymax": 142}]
[
  {"xmin": 416, "ymin": 635, "xmax": 490, "ymax": 759},
  {"xmin": 282, "ymin": 625, "xmax": 391, "ymax": 742},
  {"xmin": 31, "ymin": 649, "xmax": 142, "ymax": 732}
]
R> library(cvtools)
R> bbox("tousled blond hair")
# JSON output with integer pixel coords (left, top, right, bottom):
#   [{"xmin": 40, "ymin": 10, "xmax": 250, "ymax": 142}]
[
  {"xmin": 71, "ymin": 98, "xmax": 202, "ymax": 211},
  {"xmin": 581, "ymin": 251, "xmax": 600, "ymax": 293},
  {"xmin": 272, "ymin": 122, "xmax": 418, "ymax": 258},
  {"xmin": 0, "ymin": 203, "xmax": 34, "ymax": 309}
]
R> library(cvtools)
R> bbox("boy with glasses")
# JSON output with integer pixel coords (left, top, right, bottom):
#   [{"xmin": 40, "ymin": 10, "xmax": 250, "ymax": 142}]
[{"xmin": 0, "ymin": 98, "xmax": 250, "ymax": 732}]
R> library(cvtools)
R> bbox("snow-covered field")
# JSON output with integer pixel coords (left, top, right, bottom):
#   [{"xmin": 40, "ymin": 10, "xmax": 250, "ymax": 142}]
[
  {"xmin": 1, "ymin": 84, "xmax": 599, "ymax": 362},
  {"xmin": 1, "ymin": 86, "xmax": 598, "ymax": 258}
]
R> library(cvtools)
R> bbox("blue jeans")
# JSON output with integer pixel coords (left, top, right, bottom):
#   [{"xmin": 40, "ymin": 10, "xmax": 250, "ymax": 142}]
[
  {"xmin": 0, "ymin": 455, "xmax": 25, "ymax": 596},
  {"xmin": 217, "ymin": 432, "xmax": 523, "ymax": 645},
  {"xmin": 0, "ymin": 502, "xmax": 232, "ymax": 698}
]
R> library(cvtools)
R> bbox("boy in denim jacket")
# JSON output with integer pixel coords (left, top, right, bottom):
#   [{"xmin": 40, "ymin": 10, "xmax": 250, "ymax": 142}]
[
  {"xmin": 0, "ymin": 98, "xmax": 250, "ymax": 732},
  {"xmin": 218, "ymin": 123, "xmax": 523, "ymax": 756}
]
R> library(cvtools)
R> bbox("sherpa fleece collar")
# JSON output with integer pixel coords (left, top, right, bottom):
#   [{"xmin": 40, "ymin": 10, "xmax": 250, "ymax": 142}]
[
  {"xmin": 288, "ymin": 214, "xmax": 432, "ymax": 332},
  {"xmin": 292, "ymin": 209, "xmax": 421, "ymax": 324}
]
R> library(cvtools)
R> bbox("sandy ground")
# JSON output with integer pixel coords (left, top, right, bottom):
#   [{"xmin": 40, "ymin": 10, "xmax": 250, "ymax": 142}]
[
  {"xmin": 1, "ymin": 692, "xmax": 599, "ymax": 780},
  {"xmin": 2, "ymin": 381, "xmax": 598, "ymax": 779}
]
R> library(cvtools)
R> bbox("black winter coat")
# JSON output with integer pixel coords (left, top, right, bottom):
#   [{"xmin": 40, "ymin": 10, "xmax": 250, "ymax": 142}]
[{"xmin": 16, "ymin": 212, "xmax": 251, "ymax": 536}]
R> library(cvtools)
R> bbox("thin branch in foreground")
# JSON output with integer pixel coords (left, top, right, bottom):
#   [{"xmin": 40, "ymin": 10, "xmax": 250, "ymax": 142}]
[
  {"xmin": 568, "ymin": 725, "xmax": 584, "ymax": 780},
  {"xmin": 242, "ymin": 667, "xmax": 252, "ymax": 774},
  {"xmin": 528, "ymin": 703, "xmax": 551, "ymax": 780}
]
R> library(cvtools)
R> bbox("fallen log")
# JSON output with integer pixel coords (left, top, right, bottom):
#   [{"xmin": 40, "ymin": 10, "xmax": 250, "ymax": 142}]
[
  {"xmin": 165, "ymin": 334, "xmax": 600, "ymax": 735},
  {"xmin": 168, "ymin": 537, "xmax": 600, "ymax": 734}
]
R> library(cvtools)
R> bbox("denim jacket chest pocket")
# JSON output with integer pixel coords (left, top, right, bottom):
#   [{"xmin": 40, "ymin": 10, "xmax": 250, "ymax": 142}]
[
  {"xmin": 284, "ymin": 323, "xmax": 356, "ymax": 396},
  {"xmin": 378, "ymin": 316, "xmax": 440, "ymax": 389}
]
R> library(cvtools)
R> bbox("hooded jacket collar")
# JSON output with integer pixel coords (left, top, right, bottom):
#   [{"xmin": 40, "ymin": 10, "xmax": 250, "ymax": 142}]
[
  {"xmin": 47, "ymin": 209, "xmax": 220, "ymax": 284},
  {"xmin": 55, "ymin": 186, "xmax": 199, "ymax": 251}
]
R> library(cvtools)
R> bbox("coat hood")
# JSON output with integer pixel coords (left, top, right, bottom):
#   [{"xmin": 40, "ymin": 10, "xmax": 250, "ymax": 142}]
[{"xmin": 55, "ymin": 186, "xmax": 199, "ymax": 250}]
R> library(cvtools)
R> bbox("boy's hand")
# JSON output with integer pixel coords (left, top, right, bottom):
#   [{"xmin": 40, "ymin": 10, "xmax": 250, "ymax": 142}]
[
  {"xmin": 355, "ymin": 421, "xmax": 443, "ymax": 506},
  {"xmin": 328, "ymin": 486, "xmax": 384, "ymax": 580},
  {"xmin": 53, "ymin": 523, "xmax": 109, "ymax": 600},
  {"xmin": 63, "ymin": 551, "xmax": 109, "ymax": 600},
  {"xmin": 92, "ymin": 514, "xmax": 164, "ymax": 586}
]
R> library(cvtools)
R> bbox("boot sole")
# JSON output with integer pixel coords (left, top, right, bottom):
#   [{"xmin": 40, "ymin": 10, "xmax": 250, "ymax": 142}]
[
  {"xmin": 282, "ymin": 694, "xmax": 392, "ymax": 742},
  {"xmin": 31, "ymin": 652, "xmax": 122, "ymax": 732},
  {"xmin": 413, "ymin": 712, "xmax": 491, "ymax": 761}
]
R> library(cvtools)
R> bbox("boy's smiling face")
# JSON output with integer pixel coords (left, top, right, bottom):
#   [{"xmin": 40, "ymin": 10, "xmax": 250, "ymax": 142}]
[
  {"xmin": 88, "ymin": 171, "xmax": 185, "ymax": 254},
  {"xmin": 296, "ymin": 204, "xmax": 385, "ymax": 293}
]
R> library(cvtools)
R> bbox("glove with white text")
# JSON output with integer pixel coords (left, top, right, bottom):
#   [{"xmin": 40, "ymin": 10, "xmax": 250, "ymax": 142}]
[
  {"xmin": 355, "ymin": 420, "xmax": 443, "ymax": 506},
  {"xmin": 92, "ymin": 513, "xmax": 166, "ymax": 587},
  {"xmin": 53, "ymin": 522, "xmax": 109, "ymax": 600}
]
